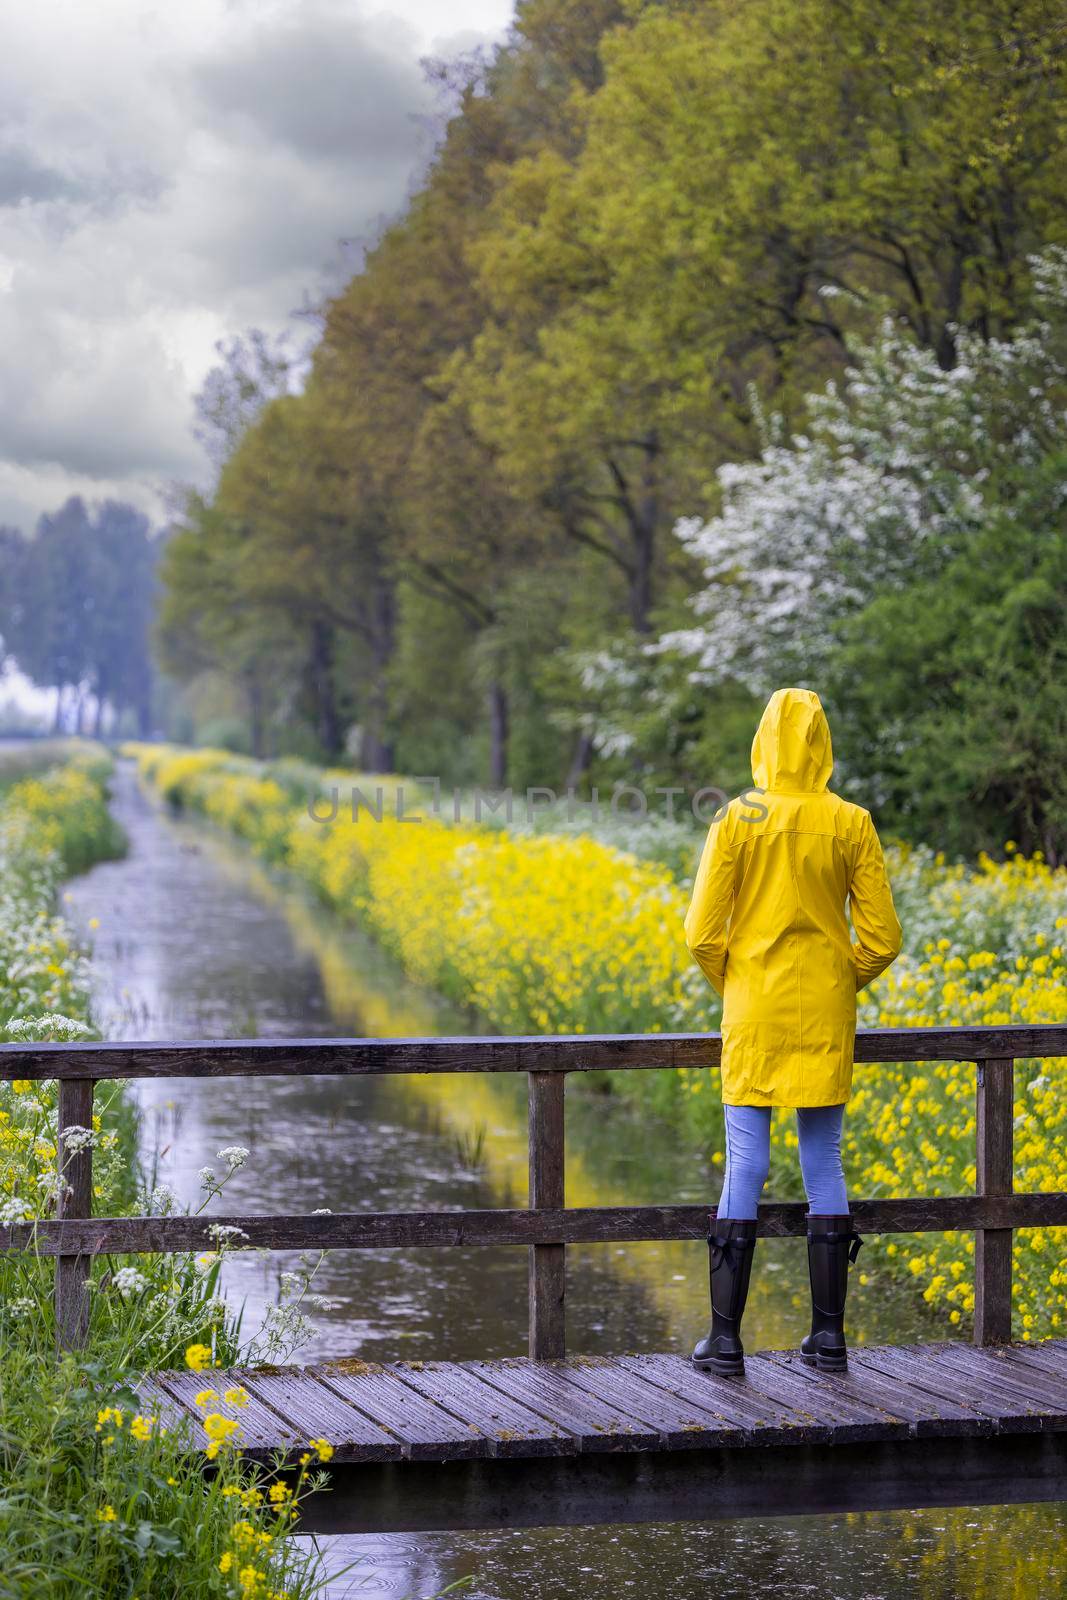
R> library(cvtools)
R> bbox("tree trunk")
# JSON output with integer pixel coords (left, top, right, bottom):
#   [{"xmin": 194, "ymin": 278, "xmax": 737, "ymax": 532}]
[
  {"xmin": 248, "ymin": 675, "xmax": 265, "ymax": 759},
  {"xmin": 629, "ymin": 434, "xmax": 659, "ymax": 635},
  {"xmin": 488, "ymin": 679, "xmax": 509, "ymax": 787},
  {"xmin": 360, "ymin": 576, "xmax": 396, "ymax": 773},
  {"xmin": 52, "ymin": 683, "xmax": 65, "ymax": 733},
  {"xmin": 308, "ymin": 619, "xmax": 342, "ymax": 757},
  {"xmin": 566, "ymin": 727, "xmax": 594, "ymax": 790}
]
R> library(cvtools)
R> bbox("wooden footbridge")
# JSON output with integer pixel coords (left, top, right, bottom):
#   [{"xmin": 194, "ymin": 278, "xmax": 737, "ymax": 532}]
[{"xmin": 4, "ymin": 1023, "xmax": 1067, "ymax": 1533}]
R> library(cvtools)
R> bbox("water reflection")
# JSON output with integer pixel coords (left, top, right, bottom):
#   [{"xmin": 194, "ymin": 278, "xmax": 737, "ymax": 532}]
[{"xmin": 62, "ymin": 762, "xmax": 1067, "ymax": 1598}]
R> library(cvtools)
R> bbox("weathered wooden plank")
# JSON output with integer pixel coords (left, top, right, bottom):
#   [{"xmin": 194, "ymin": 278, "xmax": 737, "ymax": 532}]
[
  {"xmin": 528, "ymin": 1072, "xmax": 566, "ymax": 1360},
  {"xmin": 1004, "ymin": 1340, "xmax": 1067, "ymax": 1388},
  {"xmin": 316, "ymin": 1363, "xmax": 491, "ymax": 1461},
  {"xmin": 384, "ymin": 1361, "xmax": 577, "ymax": 1458},
  {"xmin": 133, "ymin": 1373, "xmax": 197, "ymax": 1435},
  {"xmin": 469, "ymin": 1358, "xmax": 660, "ymax": 1452},
  {"xmin": 2, "ymin": 1022, "xmax": 1065, "ymax": 1080},
  {"xmin": 866, "ymin": 1345, "xmax": 1054, "ymax": 1432},
  {"xmin": 232, "ymin": 1369, "xmax": 402, "ymax": 1462},
  {"xmin": 990, "ymin": 1346, "xmax": 1067, "ymax": 1408},
  {"xmin": 929, "ymin": 1344, "xmax": 1067, "ymax": 1422},
  {"xmin": 613, "ymin": 1352, "xmax": 830, "ymax": 1442},
  {"xmin": 816, "ymin": 1348, "xmax": 987, "ymax": 1436},
  {"xmin": 975, "ymin": 1058, "xmax": 1015, "ymax": 1344},
  {"xmin": 845, "ymin": 1345, "xmax": 998, "ymax": 1435},
  {"xmin": 739, "ymin": 1354, "xmax": 909, "ymax": 1443},
  {"xmin": 533, "ymin": 1357, "xmax": 750, "ymax": 1449},
  {"xmin": 155, "ymin": 1368, "xmax": 304, "ymax": 1455},
  {"xmin": 55, "ymin": 1077, "xmax": 93, "ymax": 1352},
  {"xmin": 8, "ymin": 1192, "xmax": 1067, "ymax": 1256}
]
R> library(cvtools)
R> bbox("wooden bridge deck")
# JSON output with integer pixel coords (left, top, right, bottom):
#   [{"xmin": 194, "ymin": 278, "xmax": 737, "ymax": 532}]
[{"xmin": 137, "ymin": 1339, "xmax": 1067, "ymax": 1532}]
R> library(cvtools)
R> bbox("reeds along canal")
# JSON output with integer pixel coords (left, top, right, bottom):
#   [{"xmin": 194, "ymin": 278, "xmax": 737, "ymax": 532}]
[{"xmin": 58, "ymin": 758, "xmax": 1067, "ymax": 1600}]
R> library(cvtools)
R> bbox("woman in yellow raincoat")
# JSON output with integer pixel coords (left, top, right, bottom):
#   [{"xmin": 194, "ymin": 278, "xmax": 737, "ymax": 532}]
[{"xmin": 684, "ymin": 687, "xmax": 902, "ymax": 1375}]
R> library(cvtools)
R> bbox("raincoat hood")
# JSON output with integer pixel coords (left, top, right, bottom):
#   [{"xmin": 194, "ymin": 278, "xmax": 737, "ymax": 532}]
[{"xmin": 751, "ymin": 687, "xmax": 833, "ymax": 794}]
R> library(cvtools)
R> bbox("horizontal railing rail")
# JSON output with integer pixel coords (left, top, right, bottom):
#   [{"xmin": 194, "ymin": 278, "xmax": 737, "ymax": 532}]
[
  {"xmin": 5, "ymin": 1193, "xmax": 1067, "ymax": 1254},
  {"xmin": 2, "ymin": 1026, "xmax": 1065, "ymax": 1355},
  {"xmin": 1, "ymin": 1023, "xmax": 1065, "ymax": 1079}
]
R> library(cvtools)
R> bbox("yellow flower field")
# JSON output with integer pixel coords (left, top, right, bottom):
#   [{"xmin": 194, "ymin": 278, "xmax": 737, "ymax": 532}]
[{"xmin": 127, "ymin": 744, "xmax": 1067, "ymax": 1340}]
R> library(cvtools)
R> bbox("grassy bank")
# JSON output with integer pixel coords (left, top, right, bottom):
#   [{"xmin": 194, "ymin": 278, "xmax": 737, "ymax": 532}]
[
  {"xmin": 0, "ymin": 754, "xmax": 341, "ymax": 1599},
  {"xmin": 125, "ymin": 744, "xmax": 1067, "ymax": 1342}
]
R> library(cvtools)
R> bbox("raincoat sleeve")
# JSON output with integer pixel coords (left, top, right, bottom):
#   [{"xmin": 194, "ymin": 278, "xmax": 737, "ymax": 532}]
[
  {"xmin": 849, "ymin": 816, "xmax": 903, "ymax": 990},
  {"xmin": 684, "ymin": 816, "xmax": 736, "ymax": 998}
]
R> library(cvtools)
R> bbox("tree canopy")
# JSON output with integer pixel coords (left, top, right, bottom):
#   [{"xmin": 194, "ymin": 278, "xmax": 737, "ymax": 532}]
[{"xmin": 154, "ymin": 0, "xmax": 1067, "ymax": 852}]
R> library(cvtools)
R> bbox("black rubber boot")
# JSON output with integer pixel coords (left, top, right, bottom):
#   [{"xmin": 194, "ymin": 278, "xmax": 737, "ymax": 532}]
[
  {"xmin": 800, "ymin": 1213, "xmax": 863, "ymax": 1372},
  {"xmin": 691, "ymin": 1217, "xmax": 757, "ymax": 1377}
]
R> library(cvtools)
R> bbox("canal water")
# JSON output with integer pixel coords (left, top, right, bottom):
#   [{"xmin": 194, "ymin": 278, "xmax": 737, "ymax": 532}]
[{"xmin": 62, "ymin": 762, "xmax": 1066, "ymax": 1599}]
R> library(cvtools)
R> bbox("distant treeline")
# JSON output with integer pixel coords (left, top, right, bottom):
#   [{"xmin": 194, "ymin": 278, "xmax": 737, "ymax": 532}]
[
  {"xmin": 158, "ymin": 0, "xmax": 1067, "ymax": 858},
  {"xmin": 0, "ymin": 497, "xmax": 159, "ymax": 737}
]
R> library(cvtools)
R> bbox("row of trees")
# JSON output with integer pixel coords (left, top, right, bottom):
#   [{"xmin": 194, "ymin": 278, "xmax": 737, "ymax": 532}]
[
  {"xmin": 0, "ymin": 498, "xmax": 159, "ymax": 736},
  {"xmin": 159, "ymin": 0, "xmax": 1067, "ymax": 853}
]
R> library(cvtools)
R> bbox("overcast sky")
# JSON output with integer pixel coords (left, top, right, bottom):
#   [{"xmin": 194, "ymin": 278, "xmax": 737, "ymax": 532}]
[{"xmin": 0, "ymin": 0, "xmax": 515, "ymax": 537}]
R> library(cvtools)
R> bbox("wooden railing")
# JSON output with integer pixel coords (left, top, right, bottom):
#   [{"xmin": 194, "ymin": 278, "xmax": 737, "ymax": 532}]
[{"xmin": 2, "ymin": 1024, "xmax": 1067, "ymax": 1354}]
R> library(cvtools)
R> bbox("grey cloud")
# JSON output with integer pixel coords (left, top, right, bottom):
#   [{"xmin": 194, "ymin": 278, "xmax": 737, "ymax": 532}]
[
  {"xmin": 192, "ymin": 3, "xmax": 434, "ymax": 166},
  {"xmin": 0, "ymin": 143, "xmax": 80, "ymax": 206},
  {"xmin": 0, "ymin": 137, "xmax": 168, "ymax": 221},
  {"xmin": 0, "ymin": 314, "xmax": 200, "ymax": 480}
]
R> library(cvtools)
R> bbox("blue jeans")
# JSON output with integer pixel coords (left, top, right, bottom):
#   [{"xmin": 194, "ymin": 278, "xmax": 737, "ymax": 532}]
[{"xmin": 718, "ymin": 1103, "xmax": 848, "ymax": 1220}]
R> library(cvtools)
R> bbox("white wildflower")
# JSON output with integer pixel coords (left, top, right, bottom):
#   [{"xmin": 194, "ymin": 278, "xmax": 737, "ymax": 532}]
[
  {"xmin": 111, "ymin": 1266, "xmax": 149, "ymax": 1295},
  {"xmin": 147, "ymin": 1184, "xmax": 181, "ymax": 1215},
  {"xmin": 60, "ymin": 1125, "xmax": 97, "ymax": 1154},
  {"xmin": 216, "ymin": 1146, "xmax": 249, "ymax": 1172},
  {"xmin": 6, "ymin": 1013, "xmax": 91, "ymax": 1042}
]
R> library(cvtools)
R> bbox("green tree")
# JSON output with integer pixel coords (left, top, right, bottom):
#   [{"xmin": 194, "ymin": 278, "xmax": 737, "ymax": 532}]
[{"xmin": 450, "ymin": 0, "xmax": 1067, "ymax": 639}]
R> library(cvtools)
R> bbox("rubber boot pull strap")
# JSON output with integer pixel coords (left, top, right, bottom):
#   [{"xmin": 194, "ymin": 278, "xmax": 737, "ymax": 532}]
[
  {"xmin": 707, "ymin": 1229, "xmax": 756, "ymax": 1270},
  {"xmin": 807, "ymin": 1228, "xmax": 864, "ymax": 1261}
]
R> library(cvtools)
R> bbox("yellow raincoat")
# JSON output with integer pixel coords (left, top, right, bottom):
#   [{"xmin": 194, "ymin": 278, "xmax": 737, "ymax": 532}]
[{"xmin": 684, "ymin": 688, "xmax": 902, "ymax": 1107}]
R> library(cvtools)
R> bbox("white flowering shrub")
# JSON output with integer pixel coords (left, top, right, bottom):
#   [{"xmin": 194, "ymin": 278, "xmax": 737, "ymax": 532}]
[{"xmin": 661, "ymin": 249, "xmax": 1067, "ymax": 695}]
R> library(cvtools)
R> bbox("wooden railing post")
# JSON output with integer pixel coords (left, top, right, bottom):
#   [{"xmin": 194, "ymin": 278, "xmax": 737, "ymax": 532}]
[
  {"xmin": 974, "ymin": 1058, "xmax": 1014, "ymax": 1345},
  {"xmin": 56, "ymin": 1077, "xmax": 94, "ymax": 1351},
  {"xmin": 528, "ymin": 1070, "xmax": 565, "ymax": 1359}
]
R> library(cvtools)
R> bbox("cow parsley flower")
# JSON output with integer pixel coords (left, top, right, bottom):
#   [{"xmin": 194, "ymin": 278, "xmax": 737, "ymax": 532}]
[
  {"xmin": 111, "ymin": 1266, "xmax": 149, "ymax": 1296},
  {"xmin": 216, "ymin": 1146, "xmax": 249, "ymax": 1172}
]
